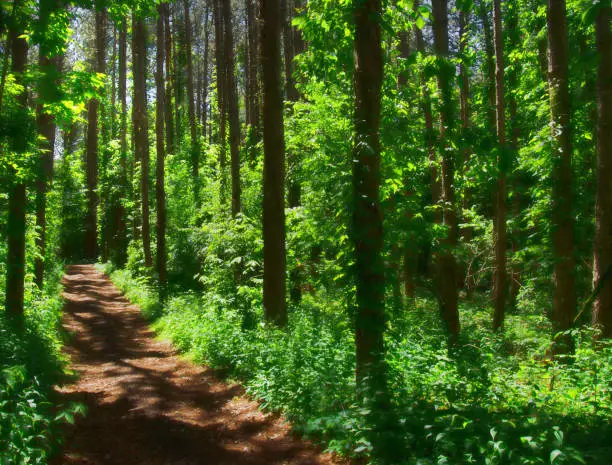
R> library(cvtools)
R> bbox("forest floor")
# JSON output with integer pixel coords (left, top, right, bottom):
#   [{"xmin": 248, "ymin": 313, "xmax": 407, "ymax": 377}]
[{"xmin": 51, "ymin": 265, "xmax": 337, "ymax": 465}]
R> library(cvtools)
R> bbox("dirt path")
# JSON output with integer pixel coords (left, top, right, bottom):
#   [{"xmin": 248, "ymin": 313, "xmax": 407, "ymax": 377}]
[{"xmin": 53, "ymin": 265, "xmax": 336, "ymax": 465}]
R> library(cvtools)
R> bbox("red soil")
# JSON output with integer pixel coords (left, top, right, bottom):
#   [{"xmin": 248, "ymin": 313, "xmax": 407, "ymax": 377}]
[{"xmin": 52, "ymin": 264, "xmax": 338, "ymax": 465}]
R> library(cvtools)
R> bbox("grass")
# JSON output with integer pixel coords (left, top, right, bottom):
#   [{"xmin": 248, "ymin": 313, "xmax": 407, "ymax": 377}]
[{"xmin": 101, "ymin": 262, "xmax": 612, "ymax": 465}]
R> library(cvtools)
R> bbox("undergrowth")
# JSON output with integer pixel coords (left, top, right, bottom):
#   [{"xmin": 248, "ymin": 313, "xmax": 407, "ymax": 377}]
[
  {"xmin": 0, "ymin": 264, "xmax": 80, "ymax": 464},
  {"xmin": 101, "ymin": 262, "xmax": 612, "ymax": 465}
]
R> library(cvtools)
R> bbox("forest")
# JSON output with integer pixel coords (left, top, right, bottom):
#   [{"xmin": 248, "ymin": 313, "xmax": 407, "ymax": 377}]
[{"xmin": 0, "ymin": 0, "xmax": 611, "ymax": 463}]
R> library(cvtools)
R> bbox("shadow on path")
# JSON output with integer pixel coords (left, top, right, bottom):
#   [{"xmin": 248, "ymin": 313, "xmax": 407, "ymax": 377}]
[{"xmin": 52, "ymin": 265, "xmax": 335, "ymax": 465}]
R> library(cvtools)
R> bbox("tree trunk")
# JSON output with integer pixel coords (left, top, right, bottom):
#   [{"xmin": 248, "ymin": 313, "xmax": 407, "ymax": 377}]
[
  {"xmin": 183, "ymin": 0, "xmax": 199, "ymax": 184},
  {"xmin": 246, "ymin": 0, "xmax": 261, "ymax": 161},
  {"xmin": 492, "ymin": 0, "xmax": 507, "ymax": 331},
  {"xmin": 480, "ymin": 0, "xmax": 496, "ymax": 132},
  {"xmin": 84, "ymin": 8, "xmax": 106, "ymax": 261},
  {"xmin": 593, "ymin": 4, "xmax": 612, "ymax": 338},
  {"xmin": 261, "ymin": 0, "xmax": 287, "ymax": 327},
  {"xmin": 414, "ymin": 1, "xmax": 441, "ymax": 223},
  {"xmin": 432, "ymin": 0, "xmax": 460, "ymax": 346},
  {"xmin": 221, "ymin": 0, "xmax": 242, "ymax": 217},
  {"xmin": 132, "ymin": 14, "xmax": 153, "ymax": 268},
  {"xmin": 547, "ymin": 0, "xmax": 575, "ymax": 353},
  {"xmin": 5, "ymin": 1, "xmax": 28, "ymax": 318},
  {"xmin": 156, "ymin": 5, "xmax": 168, "ymax": 287},
  {"xmin": 201, "ymin": 5, "xmax": 210, "ymax": 142},
  {"xmin": 213, "ymin": 0, "xmax": 228, "ymax": 202},
  {"xmin": 35, "ymin": 0, "xmax": 62, "ymax": 288},
  {"xmin": 352, "ymin": 0, "xmax": 385, "ymax": 388},
  {"xmin": 164, "ymin": 8, "xmax": 174, "ymax": 153},
  {"xmin": 116, "ymin": 19, "xmax": 128, "ymax": 266}
]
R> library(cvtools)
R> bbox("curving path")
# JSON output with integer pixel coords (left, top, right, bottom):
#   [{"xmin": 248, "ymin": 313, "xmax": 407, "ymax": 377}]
[{"xmin": 53, "ymin": 265, "xmax": 336, "ymax": 465}]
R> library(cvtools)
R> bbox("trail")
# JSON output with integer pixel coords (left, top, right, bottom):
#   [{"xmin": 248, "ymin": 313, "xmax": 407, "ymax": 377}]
[{"xmin": 53, "ymin": 265, "xmax": 336, "ymax": 465}]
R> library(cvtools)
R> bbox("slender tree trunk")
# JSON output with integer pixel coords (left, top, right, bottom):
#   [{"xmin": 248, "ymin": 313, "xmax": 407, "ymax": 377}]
[
  {"xmin": 415, "ymin": 1, "xmax": 441, "ymax": 223},
  {"xmin": 34, "ymin": 0, "xmax": 62, "ymax": 288},
  {"xmin": 547, "ymin": 0, "xmax": 575, "ymax": 353},
  {"xmin": 432, "ymin": 0, "xmax": 460, "ymax": 345},
  {"xmin": 593, "ymin": 4, "xmax": 612, "ymax": 338},
  {"xmin": 213, "ymin": 0, "xmax": 228, "ymax": 203},
  {"xmin": 116, "ymin": 19, "xmax": 128, "ymax": 266},
  {"xmin": 261, "ymin": 0, "xmax": 287, "ymax": 327},
  {"xmin": 221, "ymin": 0, "xmax": 242, "ymax": 217},
  {"xmin": 492, "ymin": 0, "xmax": 507, "ymax": 331},
  {"xmin": 110, "ymin": 22, "xmax": 117, "ymax": 138},
  {"xmin": 84, "ymin": 8, "xmax": 106, "ymax": 261},
  {"xmin": 183, "ymin": 0, "xmax": 199, "ymax": 182},
  {"xmin": 164, "ymin": 8, "xmax": 174, "ymax": 154},
  {"xmin": 480, "ymin": 0, "xmax": 496, "ymax": 132},
  {"xmin": 202, "ymin": 5, "xmax": 210, "ymax": 142},
  {"xmin": 353, "ymin": 0, "xmax": 385, "ymax": 388},
  {"xmin": 5, "ymin": 2, "xmax": 28, "ymax": 318},
  {"xmin": 246, "ymin": 0, "xmax": 261, "ymax": 160},
  {"xmin": 156, "ymin": 5, "xmax": 168, "ymax": 287},
  {"xmin": 132, "ymin": 13, "xmax": 153, "ymax": 268}
]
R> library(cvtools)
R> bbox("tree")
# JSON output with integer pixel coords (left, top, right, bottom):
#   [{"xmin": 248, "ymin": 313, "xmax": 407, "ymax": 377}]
[
  {"xmin": 260, "ymin": 0, "xmax": 287, "ymax": 327},
  {"xmin": 213, "ymin": 0, "xmax": 228, "ymax": 201},
  {"xmin": 156, "ymin": 4, "xmax": 168, "ymax": 287},
  {"xmin": 432, "ymin": 0, "xmax": 460, "ymax": 345},
  {"xmin": 352, "ymin": 0, "xmax": 385, "ymax": 387},
  {"xmin": 84, "ymin": 6, "xmax": 106, "ymax": 261},
  {"xmin": 221, "ymin": 0, "xmax": 242, "ymax": 217},
  {"xmin": 492, "ymin": 0, "xmax": 508, "ymax": 331},
  {"xmin": 593, "ymin": 2, "xmax": 612, "ymax": 338},
  {"xmin": 183, "ymin": 0, "xmax": 198, "ymax": 183},
  {"xmin": 35, "ymin": 0, "xmax": 63, "ymax": 288},
  {"xmin": 245, "ymin": 0, "xmax": 261, "ymax": 158},
  {"xmin": 132, "ymin": 13, "xmax": 153, "ymax": 268},
  {"xmin": 546, "ymin": 0, "xmax": 576, "ymax": 352},
  {"xmin": 5, "ymin": 0, "xmax": 29, "ymax": 318}
]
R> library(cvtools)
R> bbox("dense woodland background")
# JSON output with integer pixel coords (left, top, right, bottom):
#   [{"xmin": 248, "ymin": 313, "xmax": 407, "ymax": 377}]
[{"xmin": 0, "ymin": 0, "xmax": 611, "ymax": 463}]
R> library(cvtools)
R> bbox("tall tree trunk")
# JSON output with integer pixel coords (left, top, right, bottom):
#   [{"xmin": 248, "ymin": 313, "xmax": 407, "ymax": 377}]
[
  {"xmin": 132, "ymin": 14, "xmax": 153, "ymax": 268},
  {"xmin": 492, "ymin": 0, "xmax": 507, "ymax": 331},
  {"xmin": 201, "ymin": 5, "xmax": 210, "ymax": 141},
  {"xmin": 593, "ymin": 4, "xmax": 612, "ymax": 338},
  {"xmin": 432, "ymin": 0, "xmax": 460, "ymax": 345},
  {"xmin": 183, "ymin": 0, "xmax": 199, "ymax": 185},
  {"xmin": 5, "ymin": 3, "xmax": 28, "ymax": 318},
  {"xmin": 213, "ymin": 0, "xmax": 228, "ymax": 201},
  {"xmin": 507, "ymin": 3, "xmax": 522, "ymax": 310},
  {"xmin": 480, "ymin": 0, "xmax": 496, "ymax": 132},
  {"xmin": 221, "ymin": 0, "xmax": 242, "ymax": 217},
  {"xmin": 415, "ymin": 1, "xmax": 441, "ymax": 223},
  {"xmin": 546, "ymin": 0, "xmax": 575, "ymax": 353},
  {"xmin": 261, "ymin": 0, "xmax": 287, "ymax": 327},
  {"xmin": 116, "ymin": 19, "xmax": 128, "ymax": 266},
  {"xmin": 352, "ymin": 0, "xmax": 385, "ymax": 389},
  {"xmin": 84, "ymin": 7, "xmax": 106, "ymax": 261},
  {"xmin": 156, "ymin": 4, "xmax": 168, "ymax": 287},
  {"xmin": 35, "ymin": 0, "xmax": 62, "ymax": 288},
  {"xmin": 246, "ymin": 0, "xmax": 261, "ymax": 160},
  {"xmin": 164, "ymin": 8, "xmax": 174, "ymax": 154}
]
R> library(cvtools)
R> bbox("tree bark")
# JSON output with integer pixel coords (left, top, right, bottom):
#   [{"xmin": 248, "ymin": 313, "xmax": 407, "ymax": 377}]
[
  {"xmin": 213, "ymin": 0, "xmax": 228, "ymax": 202},
  {"xmin": 221, "ymin": 0, "xmax": 242, "ymax": 217},
  {"xmin": 480, "ymin": 0, "xmax": 496, "ymax": 132},
  {"xmin": 84, "ymin": 7, "xmax": 106, "ymax": 261},
  {"xmin": 246, "ymin": 0, "xmax": 261, "ymax": 161},
  {"xmin": 132, "ymin": 13, "xmax": 153, "ymax": 268},
  {"xmin": 35, "ymin": 0, "xmax": 62, "ymax": 288},
  {"xmin": 432, "ymin": 0, "xmax": 460, "ymax": 345},
  {"xmin": 5, "ymin": 0, "xmax": 28, "ymax": 318},
  {"xmin": 164, "ymin": 7, "xmax": 175, "ymax": 153},
  {"xmin": 492, "ymin": 0, "xmax": 507, "ymax": 331},
  {"xmin": 352, "ymin": 0, "xmax": 385, "ymax": 387},
  {"xmin": 261, "ymin": 0, "xmax": 287, "ymax": 327},
  {"xmin": 183, "ymin": 0, "xmax": 199, "ymax": 183},
  {"xmin": 156, "ymin": 4, "xmax": 168, "ymax": 287},
  {"xmin": 593, "ymin": 4, "xmax": 612, "ymax": 338},
  {"xmin": 547, "ymin": 0, "xmax": 576, "ymax": 353}
]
